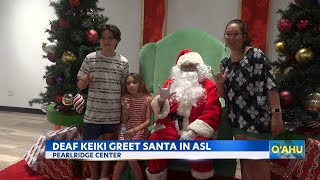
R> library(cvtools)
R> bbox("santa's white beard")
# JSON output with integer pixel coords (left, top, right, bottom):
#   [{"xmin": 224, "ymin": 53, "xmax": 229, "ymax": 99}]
[{"xmin": 170, "ymin": 65, "xmax": 210, "ymax": 116}]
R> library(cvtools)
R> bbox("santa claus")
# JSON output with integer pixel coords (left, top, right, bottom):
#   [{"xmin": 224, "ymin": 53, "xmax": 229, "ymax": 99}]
[{"xmin": 146, "ymin": 49, "xmax": 222, "ymax": 180}]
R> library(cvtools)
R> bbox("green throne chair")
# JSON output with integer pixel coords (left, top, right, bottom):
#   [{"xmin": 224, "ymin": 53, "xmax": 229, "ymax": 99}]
[{"xmin": 139, "ymin": 28, "xmax": 236, "ymax": 177}]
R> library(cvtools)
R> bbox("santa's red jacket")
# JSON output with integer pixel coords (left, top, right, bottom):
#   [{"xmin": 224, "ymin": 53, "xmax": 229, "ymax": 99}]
[{"xmin": 151, "ymin": 78, "xmax": 222, "ymax": 139}]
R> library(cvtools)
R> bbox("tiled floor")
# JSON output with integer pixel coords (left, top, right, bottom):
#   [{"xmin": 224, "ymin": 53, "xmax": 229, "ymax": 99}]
[{"xmin": 0, "ymin": 111, "xmax": 241, "ymax": 179}]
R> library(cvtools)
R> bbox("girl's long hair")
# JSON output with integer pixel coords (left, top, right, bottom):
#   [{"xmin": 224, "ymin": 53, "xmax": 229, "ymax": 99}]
[{"xmin": 122, "ymin": 73, "xmax": 151, "ymax": 96}]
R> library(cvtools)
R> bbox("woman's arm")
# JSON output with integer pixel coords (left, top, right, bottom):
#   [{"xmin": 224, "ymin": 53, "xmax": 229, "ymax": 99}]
[
  {"xmin": 257, "ymin": 47, "xmax": 283, "ymax": 136},
  {"xmin": 268, "ymin": 89, "xmax": 283, "ymax": 136},
  {"xmin": 212, "ymin": 64, "xmax": 227, "ymax": 98},
  {"xmin": 215, "ymin": 83, "xmax": 225, "ymax": 98},
  {"xmin": 268, "ymin": 91, "xmax": 281, "ymax": 110}
]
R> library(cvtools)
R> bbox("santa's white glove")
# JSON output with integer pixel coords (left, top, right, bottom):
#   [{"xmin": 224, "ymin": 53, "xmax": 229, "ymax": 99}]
[
  {"xmin": 158, "ymin": 82, "xmax": 176, "ymax": 102},
  {"xmin": 180, "ymin": 130, "xmax": 197, "ymax": 140}
]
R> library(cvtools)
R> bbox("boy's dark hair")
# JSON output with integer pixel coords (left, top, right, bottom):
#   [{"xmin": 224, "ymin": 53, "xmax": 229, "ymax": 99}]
[
  {"xmin": 99, "ymin": 24, "xmax": 121, "ymax": 41},
  {"xmin": 99, "ymin": 24, "xmax": 121, "ymax": 48}
]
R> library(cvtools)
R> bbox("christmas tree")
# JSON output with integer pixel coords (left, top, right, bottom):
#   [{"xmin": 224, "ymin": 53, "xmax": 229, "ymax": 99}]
[
  {"xmin": 29, "ymin": 0, "xmax": 108, "ymax": 114},
  {"xmin": 274, "ymin": 0, "xmax": 320, "ymax": 129}
]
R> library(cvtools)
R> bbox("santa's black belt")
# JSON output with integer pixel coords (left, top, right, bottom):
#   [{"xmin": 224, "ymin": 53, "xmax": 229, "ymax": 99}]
[{"xmin": 168, "ymin": 112, "xmax": 184, "ymax": 130}]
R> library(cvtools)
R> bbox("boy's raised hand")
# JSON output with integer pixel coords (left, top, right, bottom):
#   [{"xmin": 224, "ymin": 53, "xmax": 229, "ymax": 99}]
[{"xmin": 80, "ymin": 74, "xmax": 95, "ymax": 89}]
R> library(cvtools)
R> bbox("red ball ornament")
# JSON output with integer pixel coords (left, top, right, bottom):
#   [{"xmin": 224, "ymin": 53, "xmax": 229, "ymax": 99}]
[
  {"xmin": 297, "ymin": 20, "xmax": 309, "ymax": 30},
  {"xmin": 59, "ymin": 18, "xmax": 68, "ymax": 29},
  {"xmin": 55, "ymin": 95, "xmax": 63, "ymax": 103},
  {"xmin": 47, "ymin": 52, "xmax": 56, "ymax": 62},
  {"xmin": 278, "ymin": 19, "xmax": 292, "ymax": 32},
  {"xmin": 69, "ymin": 0, "xmax": 80, "ymax": 8},
  {"xmin": 86, "ymin": 29, "xmax": 99, "ymax": 44},
  {"xmin": 51, "ymin": 20, "xmax": 59, "ymax": 30},
  {"xmin": 46, "ymin": 75, "xmax": 55, "ymax": 86},
  {"xmin": 280, "ymin": 91, "xmax": 295, "ymax": 108}
]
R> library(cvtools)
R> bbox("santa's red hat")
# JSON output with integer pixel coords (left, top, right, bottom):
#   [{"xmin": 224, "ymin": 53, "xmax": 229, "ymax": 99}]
[{"xmin": 176, "ymin": 49, "xmax": 204, "ymax": 66}]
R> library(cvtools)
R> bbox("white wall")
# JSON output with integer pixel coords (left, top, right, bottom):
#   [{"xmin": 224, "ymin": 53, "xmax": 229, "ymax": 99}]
[
  {"xmin": 0, "ymin": 0, "xmax": 141, "ymax": 109},
  {"xmin": 0, "ymin": 0, "xmax": 291, "ymax": 109},
  {"xmin": 166, "ymin": 0, "xmax": 291, "ymax": 61},
  {"xmin": 98, "ymin": 0, "xmax": 141, "ymax": 73},
  {"xmin": 0, "ymin": 0, "xmax": 55, "ymax": 109},
  {"xmin": 166, "ymin": 0, "xmax": 241, "ymax": 42}
]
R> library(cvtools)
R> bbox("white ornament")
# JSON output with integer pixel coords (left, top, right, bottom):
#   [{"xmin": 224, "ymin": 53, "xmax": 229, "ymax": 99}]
[
  {"xmin": 73, "ymin": 93, "xmax": 85, "ymax": 113},
  {"xmin": 45, "ymin": 42, "xmax": 57, "ymax": 53}
]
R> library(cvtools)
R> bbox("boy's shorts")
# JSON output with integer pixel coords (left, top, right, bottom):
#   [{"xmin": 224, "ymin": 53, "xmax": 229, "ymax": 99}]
[{"xmin": 83, "ymin": 123, "xmax": 119, "ymax": 140}]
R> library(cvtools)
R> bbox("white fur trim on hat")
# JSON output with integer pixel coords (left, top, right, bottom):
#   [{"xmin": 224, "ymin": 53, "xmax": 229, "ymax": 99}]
[
  {"xmin": 191, "ymin": 168, "xmax": 214, "ymax": 179},
  {"xmin": 151, "ymin": 95, "xmax": 170, "ymax": 120},
  {"xmin": 188, "ymin": 119, "xmax": 214, "ymax": 139},
  {"xmin": 177, "ymin": 52, "xmax": 204, "ymax": 66}
]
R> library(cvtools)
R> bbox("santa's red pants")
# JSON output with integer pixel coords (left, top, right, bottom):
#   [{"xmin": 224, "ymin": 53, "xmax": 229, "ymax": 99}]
[{"xmin": 147, "ymin": 126, "xmax": 213, "ymax": 178}]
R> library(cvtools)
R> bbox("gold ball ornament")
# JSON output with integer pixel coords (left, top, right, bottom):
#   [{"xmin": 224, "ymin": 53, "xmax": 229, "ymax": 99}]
[
  {"xmin": 272, "ymin": 67, "xmax": 281, "ymax": 76},
  {"xmin": 62, "ymin": 51, "xmax": 77, "ymax": 63},
  {"xmin": 62, "ymin": 93, "xmax": 74, "ymax": 106},
  {"xmin": 305, "ymin": 92, "xmax": 320, "ymax": 112},
  {"xmin": 272, "ymin": 67, "xmax": 282, "ymax": 77},
  {"xmin": 275, "ymin": 42, "xmax": 286, "ymax": 53},
  {"xmin": 295, "ymin": 48, "xmax": 314, "ymax": 64},
  {"xmin": 283, "ymin": 67, "xmax": 293, "ymax": 77}
]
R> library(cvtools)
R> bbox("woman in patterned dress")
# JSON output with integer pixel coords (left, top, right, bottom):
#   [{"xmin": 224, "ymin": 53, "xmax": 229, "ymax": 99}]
[
  {"xmin": 212, "ymin": 19, "xmax": 283, "ymax": 180},
  {"xmin": 112, "ymin": 73, "xmax": 153, "ymax": 180}
]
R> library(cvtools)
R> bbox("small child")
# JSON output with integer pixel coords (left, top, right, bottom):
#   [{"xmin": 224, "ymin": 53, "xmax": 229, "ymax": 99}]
[{"xmin": 112, "ymin": 73, "xmax": 152, "ymax": 180}]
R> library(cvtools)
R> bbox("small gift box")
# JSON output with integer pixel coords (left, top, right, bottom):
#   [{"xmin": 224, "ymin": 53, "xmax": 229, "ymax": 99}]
[
  {"xmin": 268, "ymin": 160, "xmax": 294, "ymax": 180},
  {"xmin": 41, "ymin": 159, "xmax": 75, "ymax": 179},
  {"xmin": 291, "ymin": 138, "xmax": 320, "ymax": 180},
  {"xmin": 24, "ymin": 126, "xmax": 81, "ymax": 174},
  {"xmin": 23, "ymin": 135, "xmax": 46, "ymax": 173},
  {"xmin": 46, "ymin": 126, "xmax": 80, "ymax": 140}
]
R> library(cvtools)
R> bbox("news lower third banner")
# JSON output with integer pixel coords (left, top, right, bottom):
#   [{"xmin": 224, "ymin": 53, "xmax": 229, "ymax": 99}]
[{"xmin": 45, "ymin": 140, "xmax": 305, "ymax": 161}]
